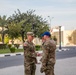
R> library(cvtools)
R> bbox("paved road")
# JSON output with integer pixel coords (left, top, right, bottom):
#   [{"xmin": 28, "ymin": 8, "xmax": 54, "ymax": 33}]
[
  {"xmin": 0, "ymin": 55, "xmax": 23, "ymax": 69},
  {"xmin": 56, "ymin": 49, "xmax": 76, "ymax": 59},
  {"xmin": 0, "ymin": 48, "xmax": 76, "ymax": 69},
  {"xmin": 0, "ymin": 57, "xmax": 76, "ymax": 75},
  {"xmin": 0, "ymin": 47, "xmax": 76, "ymax": 75}
]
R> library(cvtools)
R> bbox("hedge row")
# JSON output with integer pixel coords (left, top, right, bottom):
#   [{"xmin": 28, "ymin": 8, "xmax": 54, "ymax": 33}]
[
  {"xmin": 0, "ymin": 44, "xmax": 20, "ymax": 49},
  {"xmin": 0, "ymin": 44, "xmax": 7, "ymax": 49},
  {"xmin": 35, "ymin": 45, "xmax": 41, "ymax": 51},
  {"xmin": 0, "ymin": 44, "xmax": 41, "ymax": 51}
]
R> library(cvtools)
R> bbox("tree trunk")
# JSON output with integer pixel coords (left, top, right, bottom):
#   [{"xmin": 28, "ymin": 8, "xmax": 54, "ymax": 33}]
[
  {"xmin": 2, "ymin": 27, "xmax": 4, "ymax": 44},
  {"xmin": 22, "ymin": 34, "xmax": 24, "ymax": 42},
  {"xmin": 12, "ymin": 38, "xmax": 14, "ymax": 45}
]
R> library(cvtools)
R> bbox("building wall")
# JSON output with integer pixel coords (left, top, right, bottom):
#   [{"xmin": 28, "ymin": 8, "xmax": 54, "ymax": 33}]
[
  {"xmin": 71, "ymin": 30, "xmax": 76, "ymax": 44},
  {"xmin": 52, "ymin": 30, "xmax": 76, "ymax": 46},
  {"xmin": 63, "ymin": 30, "xmax": 74, "ymax": 45},
  {"xmin": 52, "ymin": 31, "xmax": 64, "ymax": 45}
]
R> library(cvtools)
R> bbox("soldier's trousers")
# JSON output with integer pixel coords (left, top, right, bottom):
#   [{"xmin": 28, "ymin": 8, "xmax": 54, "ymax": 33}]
[
  {"xmin": 45, "ymin": 65, "xmax": 55, "ymax": 75},
  {"xmin": 24, "ymin": 64, "xmax": 36, "ymax": 75}
]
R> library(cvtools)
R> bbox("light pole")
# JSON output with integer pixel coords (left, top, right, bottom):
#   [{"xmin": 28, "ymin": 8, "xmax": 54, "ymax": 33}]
[
  {"xmin": 59, "ymin": 26, "xmax": 62, "ymax": 49},
  {"xmin": 48, "ymin": 16, "xmax": 54, "ymax": 29}
]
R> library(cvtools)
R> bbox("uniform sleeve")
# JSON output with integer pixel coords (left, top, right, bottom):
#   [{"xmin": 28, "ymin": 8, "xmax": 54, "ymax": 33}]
[
  {"xmin": 42, "ymin": 43, "xmax": 50, "ymax": 67},
  {"xmin": 23, "ymin": 42, "xmax": 30, "ymax": 57},
  {"xmin": 23, "ymin": 42, "xmax": 29, "ymax": 50},
  {"xmin": 32, "ymin": 50, "xmax": 37, "ymax": 58},
  {"xmin": 31, "ymin": 45, "xmax": 37, "ymax": 58}
]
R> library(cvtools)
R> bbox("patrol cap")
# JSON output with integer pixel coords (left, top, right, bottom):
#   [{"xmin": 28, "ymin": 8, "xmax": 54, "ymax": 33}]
[
  {"xmin": 27, "ymin": 32, "xmax": 34, "ymax": 36},
  {"xmin": 41, "ymin": 31, "xmax": 51, "ymax": 37}
]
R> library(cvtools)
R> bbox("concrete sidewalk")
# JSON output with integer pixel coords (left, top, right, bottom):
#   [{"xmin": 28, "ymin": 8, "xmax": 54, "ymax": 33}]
[{"xmin": 0, "ymin": 57, "xmax": 76, "ymax": 75}]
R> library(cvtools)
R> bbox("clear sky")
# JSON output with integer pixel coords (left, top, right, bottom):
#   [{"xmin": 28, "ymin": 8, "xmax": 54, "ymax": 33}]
[{"xmin": 0, "ymin": 0, "xmax": 76, "ymax": 30}]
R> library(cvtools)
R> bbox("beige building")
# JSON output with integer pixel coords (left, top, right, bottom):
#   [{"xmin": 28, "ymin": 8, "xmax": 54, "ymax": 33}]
[{"xmin": 51, "ymin": 26, "xmax": 76, "ymax": 46}]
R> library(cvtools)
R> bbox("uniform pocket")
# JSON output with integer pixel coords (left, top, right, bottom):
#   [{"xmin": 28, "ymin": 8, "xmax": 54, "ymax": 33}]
[
  {"xmin": 25, "ymin": 64, "xmax": 31, "ymax": 71},
  {"xmin": 48, "ymin": 58, "xmax": 55, "ymax": 65}
]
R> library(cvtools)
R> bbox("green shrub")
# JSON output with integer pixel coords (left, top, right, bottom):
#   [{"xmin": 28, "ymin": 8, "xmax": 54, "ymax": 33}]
[
  {"xmin": 35, "ymin": 45, "xmax": 41, "ymax": 51},
  {"xmin": 10, "ymin": 46, "xmax": 15, "ymax": 53},
  {"xmin": 14, "ymin": 44, "xmax": 20, "ymax": 49},
  {"xmin": 8, "ymin": 44, "xmax": 12, "ymax": 49},
  {"xmin": 7, "ymin": 44, "xmax": 15, "ymax": 53},
  {"xmin": 0, "ymin": 44, "xmax": 7, "ymax": 49}
]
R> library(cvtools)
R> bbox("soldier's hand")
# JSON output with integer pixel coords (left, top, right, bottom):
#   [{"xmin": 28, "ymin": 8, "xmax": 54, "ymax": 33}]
[
  {"xmin": 40, "ymin": 58, "xmax": 42, "ymax": 62},
  {"xmin": 35, "ymin": 59, "xmax": 37, "ymax": 64},
  {"xmin": 40, "ymin": 67, "xmax": 44, "ymax": 73},
  {"xmin": 40, "ymin": 66, "xmax": 46, "ymax": 73}
]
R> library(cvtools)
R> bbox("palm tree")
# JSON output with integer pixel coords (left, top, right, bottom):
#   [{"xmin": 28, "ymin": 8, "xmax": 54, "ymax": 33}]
[{"xmin": 0, "ymin": 15, "xmax": 7, "ymax": 44}]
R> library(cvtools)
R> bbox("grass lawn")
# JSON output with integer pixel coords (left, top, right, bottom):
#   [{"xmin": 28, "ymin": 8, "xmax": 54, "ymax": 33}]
[{"xmin": 0, "ymin": 48, "xmax": 24, "ymax": 54}]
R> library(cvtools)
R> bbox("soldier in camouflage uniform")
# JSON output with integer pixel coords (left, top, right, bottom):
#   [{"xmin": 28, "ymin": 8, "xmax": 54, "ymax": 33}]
[
  {"xmin": 23, "ymin": 32, "xmax": 37, "ymax": 75},
  {"xmin": 40, "ymin": 31, "xmax": 56, "ymax": 75}
]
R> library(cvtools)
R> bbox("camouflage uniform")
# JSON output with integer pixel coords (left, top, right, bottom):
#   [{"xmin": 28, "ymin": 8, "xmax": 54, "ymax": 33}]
[
  {"xmin": 23, "ymin": 40, "xmax": 37, "ymax": 75},
  {"xmin": 41, "ymin": 39, "xmax": 56, "ymax": 75}
]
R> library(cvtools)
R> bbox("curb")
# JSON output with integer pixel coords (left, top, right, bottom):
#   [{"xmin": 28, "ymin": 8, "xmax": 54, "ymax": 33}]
[
  {"xmin": 0, "ymin": 52, "xmax": 23, "ymax": 57},
  {"xmin": 0, "ymin": 52, "xmax": 41, "ymax": 64},
  {"xmin": 56, "ymin": 48, "xmax": 69, "ymax": 52},
  {"xmin": 0, "ymin": 49, "xmax": 69, "ymax": 57},
  {"xmin": 0, "ymin": 49, "xmax": 70, "ymax": 64}
]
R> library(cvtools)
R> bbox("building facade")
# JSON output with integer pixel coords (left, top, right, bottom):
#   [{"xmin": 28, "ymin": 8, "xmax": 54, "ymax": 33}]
[{"xmin": 51, "ymin": 26, "xmax": 76, "ymax": 46}]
